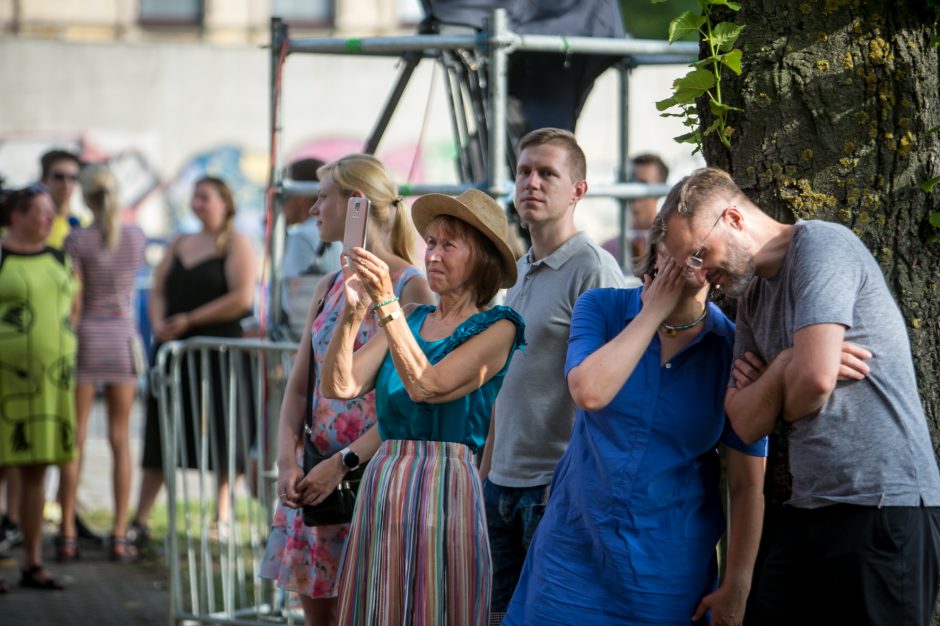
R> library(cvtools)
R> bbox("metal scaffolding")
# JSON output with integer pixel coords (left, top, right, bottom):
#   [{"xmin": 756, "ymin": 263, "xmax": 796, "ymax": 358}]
[{"xmin": 266, "ymin": 10, "xmax": 696, "ymax": 330}]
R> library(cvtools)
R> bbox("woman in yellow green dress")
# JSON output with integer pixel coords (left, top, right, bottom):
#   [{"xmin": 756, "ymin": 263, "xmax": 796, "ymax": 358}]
[{"xmin": 0, "ymin": 183, "xmax": 78, "ymax": 591}]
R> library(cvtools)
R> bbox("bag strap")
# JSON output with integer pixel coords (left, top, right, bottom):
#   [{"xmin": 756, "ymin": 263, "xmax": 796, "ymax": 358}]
[{"xmin": 304, "ymin": 271, "xmax": 341, "ymax": 431}]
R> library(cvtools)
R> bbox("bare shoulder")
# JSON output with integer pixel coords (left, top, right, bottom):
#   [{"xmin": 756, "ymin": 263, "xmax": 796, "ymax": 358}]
[{"xmin": 228, "ymin": 232, "xmax": 257, "ymax": 262}]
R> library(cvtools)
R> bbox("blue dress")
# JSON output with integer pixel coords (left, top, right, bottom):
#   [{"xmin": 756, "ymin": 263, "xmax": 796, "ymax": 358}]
[{"xmin": 503, "ymin": 287, "xmax": 767, "ymax": 626}]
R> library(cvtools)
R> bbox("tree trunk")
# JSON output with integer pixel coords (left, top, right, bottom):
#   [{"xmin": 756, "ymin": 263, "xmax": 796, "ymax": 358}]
[{"xmin": 701, "ymin": 0, "xmax": 940, "ymax": 613}]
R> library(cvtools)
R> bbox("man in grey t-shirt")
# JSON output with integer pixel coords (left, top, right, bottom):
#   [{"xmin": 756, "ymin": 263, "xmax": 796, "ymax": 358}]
[
  {"xmin": 479, "ymin": 128, "xmax": 625, "ymax": 615},
  {"xmin": 662, "ymin": 167, "xmax": 940, "ymax": 626}
]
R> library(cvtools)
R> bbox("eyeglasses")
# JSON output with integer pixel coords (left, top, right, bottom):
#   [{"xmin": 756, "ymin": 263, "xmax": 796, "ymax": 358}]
[
  {"xmin": 686, "ymin": 211, "xmax": 725, "ymax": 270},
  {"xmin": 50, "ymin": 172, "xmax": 79, "ymax": 182}
]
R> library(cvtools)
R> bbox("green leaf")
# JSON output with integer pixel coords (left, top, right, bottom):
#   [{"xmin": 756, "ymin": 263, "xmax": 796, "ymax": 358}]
[
  {"xmin": 930, "ymin": 211, "xmax": 940, "ymax": 227},
  {"xmin": 708, "ymin": 0, "xmax": 742, "ymax": 9},
  {"xmin": 674, "ymin": 130, "xmax": 701, "ymax": 144},
  {"xmin": 709, "ymin": 100, "xmax": 732, "ymax": 116},
  {"xmin": 656, "ymin": 96, "xmax": 678, "ymax": 111},
  {"xmin": 920, "ymin": 177, "xmax": 940, "ymax": 193},
  {"xmin": 672, "ymin": 68, "xmax": 716, "ymax": 104},
  {"xmin": 928, "ymin": 125, "xmax": 940, "ymax": 135},
  {"xmin": 931, "ymin": 34, "xmax": 940, "ymax": 46},
  {"xmin": 712, "ymin": 22, "xmax": 745, "ymax": 52},
  {"xmin": 702, "ymin": 118, "xmax": 723, "ymax": 136},
  {"xmin": 650, "ymin": 0, "xmax": 668, "ymax": 3},
  {"xmin": 720, "ymin": 48, "xmax": 743, "ymax": 75},
  {"xmin": 668, "ymin": 11, "xmax": 706, "ymax": 43}
]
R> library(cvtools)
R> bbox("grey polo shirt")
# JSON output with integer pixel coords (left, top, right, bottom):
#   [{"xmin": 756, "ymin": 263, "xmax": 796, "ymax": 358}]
[{"xmin": 489, "ymin": 231, "xmax": 626, "ymax": 488}]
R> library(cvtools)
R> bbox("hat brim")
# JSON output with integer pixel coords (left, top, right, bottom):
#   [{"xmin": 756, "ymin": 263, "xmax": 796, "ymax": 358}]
[{"xmin": 412, "ymin": 193, "xmax": 518, "ymax": 288}]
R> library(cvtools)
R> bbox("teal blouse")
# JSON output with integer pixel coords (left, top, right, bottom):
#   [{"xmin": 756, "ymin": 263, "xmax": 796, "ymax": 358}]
[{"xmin": 374, "ymin": 304, "xmax": 526, "ymax": 452}]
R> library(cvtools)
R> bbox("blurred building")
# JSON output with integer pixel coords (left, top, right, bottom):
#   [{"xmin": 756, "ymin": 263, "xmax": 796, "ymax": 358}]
[{"xmin": 0, "ymin": 1, "xmax": 424, "ymax": 44}]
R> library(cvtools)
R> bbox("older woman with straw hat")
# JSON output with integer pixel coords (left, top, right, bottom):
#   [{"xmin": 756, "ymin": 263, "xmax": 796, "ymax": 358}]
[{"xmin": 320, "ymin": 188, "xmax": 526, "ymax": 625}]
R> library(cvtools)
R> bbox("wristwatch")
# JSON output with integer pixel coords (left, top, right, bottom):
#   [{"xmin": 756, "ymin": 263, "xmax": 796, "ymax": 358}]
[{"xmin": 339, "ymin": 447, "xmax": 360, "ymax": 471}]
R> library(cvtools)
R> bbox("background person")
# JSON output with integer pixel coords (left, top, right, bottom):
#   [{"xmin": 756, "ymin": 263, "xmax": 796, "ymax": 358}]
[
  {"xmin": 59, "ymin": 164, "xmax": 146, "ymax": 562},
  {"xmin": 0, "ymin": 184, "xmax": 78, "ymax": 590},
  {"xmin": 503, "ymin": 215, "xmax": 766, "ymax": 626},
  {"xmin": 602, "ymin": 152, "xmax": 669, "ymax": 271},
  {"xmin": 320, "ymin": 189, "xmax": 526, "ymax": 626},
  {"xmin": 128, "ymin": 176, "xmax": 257, "ymax": 547},
  {"xmin": 279, "ymin": 158, "xmax": 343, "ymax": 342},
  {"xmin": 260, "ymin": 154, "xmax": 433, "ymax": 626},
  {"xmin": 39, "ymin": 149, "xmax": 84, "ymax": 250}
]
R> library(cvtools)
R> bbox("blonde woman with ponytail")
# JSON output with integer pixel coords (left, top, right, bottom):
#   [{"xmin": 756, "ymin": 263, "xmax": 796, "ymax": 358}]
[
  {"xmin": 128, "ymin": 176, "xmax": 257, "ymax": 550},
  {"xmin": 261, "ymin": 154, "xmax": 433, "ymax": 626},
  {"xmin": 61, "ymin": 164, "xmax": 146, "ymax": 561}
]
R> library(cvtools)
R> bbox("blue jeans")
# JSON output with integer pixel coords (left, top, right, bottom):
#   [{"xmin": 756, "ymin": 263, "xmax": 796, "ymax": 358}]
[{"xmin": 482, "ymin": 479, "xmax": 549, "ymax": 614}]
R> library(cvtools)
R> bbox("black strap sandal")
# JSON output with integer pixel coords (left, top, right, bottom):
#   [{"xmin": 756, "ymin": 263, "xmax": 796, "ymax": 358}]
[
  {"xmin": 109, "ymin": 536, "xmax": 138, "ymax": 562},
  {"xmin": 54, "ymin": 535, "xmax": 80, "ymax": 562},
  {"xmin": 20, "ymin": 565, "xmax": 64, "ymax": 590}
]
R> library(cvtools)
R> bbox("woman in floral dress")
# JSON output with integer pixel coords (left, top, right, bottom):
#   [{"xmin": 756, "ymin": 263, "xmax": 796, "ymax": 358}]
[{"xmin": 260, "ymin": 154, "xmax": 434, "ymax": 625}]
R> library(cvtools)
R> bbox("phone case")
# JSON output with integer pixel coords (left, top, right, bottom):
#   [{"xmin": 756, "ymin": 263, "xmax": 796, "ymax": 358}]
[{"xmin": 342, "ymin": 197, "xmax": 370, "ymax": 252}]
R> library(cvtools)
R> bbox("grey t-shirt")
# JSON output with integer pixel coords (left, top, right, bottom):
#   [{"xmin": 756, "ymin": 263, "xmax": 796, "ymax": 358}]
[
  {"xmin": 489, "ymin": 232, "xmax": 626, "ymax": 488},
  {"xmin": 734, "ymin": 220, "xmax": 940, "ymax": 508}
]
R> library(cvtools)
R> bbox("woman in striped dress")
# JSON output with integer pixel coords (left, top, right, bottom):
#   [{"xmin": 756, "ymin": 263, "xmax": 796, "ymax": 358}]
[
  {"xmin": 61, "ymin": 165, "xmax": 146, "ymax": 561},
  {"xmin": 320, "ymin": 189, "xmax": 526, "ymax": 626}
]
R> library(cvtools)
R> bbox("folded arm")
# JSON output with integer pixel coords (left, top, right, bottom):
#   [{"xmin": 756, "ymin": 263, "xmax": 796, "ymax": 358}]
[{"xmin": 726, "ymin": 325, "xmax": 872, "ymax": 443}]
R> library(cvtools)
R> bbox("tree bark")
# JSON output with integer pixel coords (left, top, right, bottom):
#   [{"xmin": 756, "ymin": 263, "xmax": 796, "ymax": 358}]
[{"xmin": 700, "ymin": 0, "xmax": 940, "ymax": 614}]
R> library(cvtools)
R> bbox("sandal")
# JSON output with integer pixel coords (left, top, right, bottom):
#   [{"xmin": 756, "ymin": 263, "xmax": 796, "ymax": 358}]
[
  {"xmin": 54, "ymin": 535, "xmax": 79, "ymax": 562},
  {"xmin": 126, "ymin": 520, "xmax": 151, "ymax": 550},
  {"xmin": 109, "ymin": 536, "xmax": 137, "ymax": 562},
  {"xmin": 20, "ymin": 565, "xmax": 64, "ymax": 590}
]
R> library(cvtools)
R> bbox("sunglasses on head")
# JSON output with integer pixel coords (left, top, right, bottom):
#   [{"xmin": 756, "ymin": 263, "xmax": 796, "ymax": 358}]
[{"xmin": 50, "ymin": 172, "xmax": 79, "ymax": 182}]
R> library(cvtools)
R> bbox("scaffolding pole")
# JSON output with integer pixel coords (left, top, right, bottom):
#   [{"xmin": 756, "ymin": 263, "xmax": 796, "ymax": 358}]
[{"xmin": 267, "ymin": 10, "xmax": 697, "ymax": 328}]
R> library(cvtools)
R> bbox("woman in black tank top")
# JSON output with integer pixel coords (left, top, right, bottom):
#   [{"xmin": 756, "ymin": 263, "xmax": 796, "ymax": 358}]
[{"xmin": 128, "ymin": 177, "xmax": 257, "ymax": 549}]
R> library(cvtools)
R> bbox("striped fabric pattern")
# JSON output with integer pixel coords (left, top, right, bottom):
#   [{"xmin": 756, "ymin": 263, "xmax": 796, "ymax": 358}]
[
  {"xmin": 64, "ymin": 224, "xmax": 146, "ymax": 383},
  {"xmin": 336, "ymin": 439, "xmax": 491, "ymax": 626}
]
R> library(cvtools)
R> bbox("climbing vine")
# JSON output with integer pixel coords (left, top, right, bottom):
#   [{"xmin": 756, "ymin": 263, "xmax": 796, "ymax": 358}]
[{"xmin": 653, "ymin": 0, "xmax": 744, "ymax": 153}]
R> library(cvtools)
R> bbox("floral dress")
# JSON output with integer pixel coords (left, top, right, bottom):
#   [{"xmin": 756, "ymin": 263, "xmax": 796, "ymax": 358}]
[{"xmin": 260, "ymin": 266, "xmax": 422, "ymax": 598}]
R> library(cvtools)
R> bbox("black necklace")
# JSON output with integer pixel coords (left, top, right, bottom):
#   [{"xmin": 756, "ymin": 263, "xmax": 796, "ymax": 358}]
[{"xmin": 661, "ymin": 308, "xmax": 707, "ymax": 337}]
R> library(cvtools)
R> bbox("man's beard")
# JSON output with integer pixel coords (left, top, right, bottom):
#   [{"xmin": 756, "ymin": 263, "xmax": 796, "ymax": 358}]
[{"xmin": 719, "ymin": 240, "xmax": 757, "ymax": 298}]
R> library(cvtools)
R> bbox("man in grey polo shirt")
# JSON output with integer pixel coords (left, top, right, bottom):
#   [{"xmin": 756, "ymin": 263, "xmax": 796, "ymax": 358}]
[{"xmin": 479, "ymin": 128, "xmax": 625, "ymax": 614}]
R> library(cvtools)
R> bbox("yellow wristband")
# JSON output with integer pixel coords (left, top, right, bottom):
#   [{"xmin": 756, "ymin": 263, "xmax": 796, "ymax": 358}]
[{"xmin": 378, "ymin": 309, "xmax": 403, "ymax": 327}]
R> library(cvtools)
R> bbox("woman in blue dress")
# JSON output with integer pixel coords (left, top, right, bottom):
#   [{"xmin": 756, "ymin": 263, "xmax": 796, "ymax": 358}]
[
  {"xmin": 319, "ymin": 189, "xmax": 526, "ymax": 626},
  {"xmin": 503, "ymin": 214, "xmax": 767, "ymax": 626}
]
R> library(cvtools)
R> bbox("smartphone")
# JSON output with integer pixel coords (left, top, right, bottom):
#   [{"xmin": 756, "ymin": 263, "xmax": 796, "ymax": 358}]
[{"xmin": 342, "ymin": 197, "xmax": 371, "ymax": 253}]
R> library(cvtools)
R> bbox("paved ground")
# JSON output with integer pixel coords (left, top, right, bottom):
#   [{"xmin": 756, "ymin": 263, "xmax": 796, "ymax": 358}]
[{"xmin": 0, "ymin": 397, "xmax": 173, "ymax": 626}]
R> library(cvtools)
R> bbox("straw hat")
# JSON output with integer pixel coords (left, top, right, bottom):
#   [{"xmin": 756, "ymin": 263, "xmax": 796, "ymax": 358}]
[{"xmin": 412, "ymin": 189, "xmax": 518, "ymax": 288}]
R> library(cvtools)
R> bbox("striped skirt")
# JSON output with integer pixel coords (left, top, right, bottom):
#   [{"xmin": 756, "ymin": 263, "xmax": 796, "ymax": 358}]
[{"xmin": 336, "ymin": 439, "xmax": 491, "ymax": 626}]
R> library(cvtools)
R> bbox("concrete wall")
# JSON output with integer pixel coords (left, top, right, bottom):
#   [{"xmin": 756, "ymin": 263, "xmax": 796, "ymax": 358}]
[{"xmin": 0, "ymin": 34, "xmax": 701, "ymax": 244}]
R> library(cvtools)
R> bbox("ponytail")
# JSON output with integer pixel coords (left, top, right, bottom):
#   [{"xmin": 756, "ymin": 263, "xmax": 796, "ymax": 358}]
[
  {"xmin": 388, "ymin": 196, "xmax": 417, "ymax": 265},
  {"xmin": 80, "ymin": 164, "xmax": 121, "ymax": 250}
]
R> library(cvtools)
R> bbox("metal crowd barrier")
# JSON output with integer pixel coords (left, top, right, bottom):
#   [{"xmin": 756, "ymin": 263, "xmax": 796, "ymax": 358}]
[{"xmin": 152, "ymin": 337, "xmax": 302, "ymax": 626}]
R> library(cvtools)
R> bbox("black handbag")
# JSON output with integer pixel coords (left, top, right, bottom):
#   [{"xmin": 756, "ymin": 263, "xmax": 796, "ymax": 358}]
[{"xmin": 301, "ymin": 274, "xmax": 365, "ymax": 526}]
